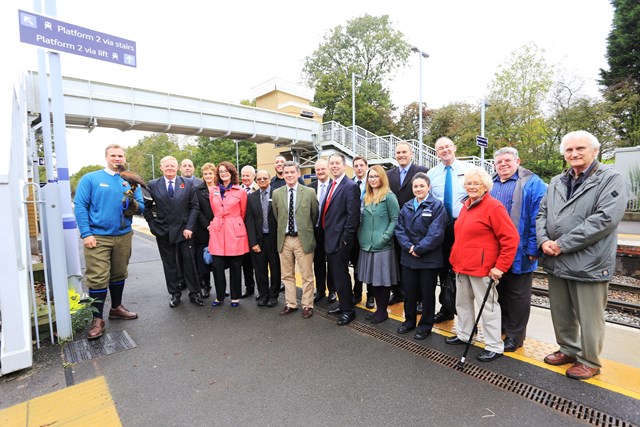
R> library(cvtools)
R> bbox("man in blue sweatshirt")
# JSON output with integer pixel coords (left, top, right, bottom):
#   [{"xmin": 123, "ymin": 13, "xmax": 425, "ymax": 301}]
[{"xmin": 74, "ymin": 144, "xmax": 144, "ymax": 340}]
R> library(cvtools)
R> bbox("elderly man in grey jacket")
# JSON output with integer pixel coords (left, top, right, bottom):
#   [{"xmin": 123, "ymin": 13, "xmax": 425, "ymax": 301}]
[{"xmin": 536, "ymin": 130, "xmax": 627, "ymax": 380}]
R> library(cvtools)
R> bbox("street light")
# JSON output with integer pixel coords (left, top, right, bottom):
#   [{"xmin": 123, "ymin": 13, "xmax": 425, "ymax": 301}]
[
  {"xmin": 147, "ymin": 153, "xmax": 155, "ymax": 180},
  {"xmin": 351, "ymin": 72, "xmax": 362, "ymax": 155},
  {"xmin": 480, "ymin": 98, "xmax": 490, "ymax": 168},
  {"xmin": 411, "ymin": 46, "xmax": 429, "ymax": 166}
]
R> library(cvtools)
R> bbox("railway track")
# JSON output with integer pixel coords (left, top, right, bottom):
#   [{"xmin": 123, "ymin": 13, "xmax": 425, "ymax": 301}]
[{"xmin": 531, "ymin": 270, "xmax": 640, "ymax": 328}]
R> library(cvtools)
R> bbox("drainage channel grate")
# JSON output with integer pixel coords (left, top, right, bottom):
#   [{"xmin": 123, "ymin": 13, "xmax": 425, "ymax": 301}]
[
  {"xmin": 317, "ymin": 308, "xmax": 635, "ymax": 427},
  {"xmin": 63, "ymin": 330, "xmax": 137, "ymax": 364}
]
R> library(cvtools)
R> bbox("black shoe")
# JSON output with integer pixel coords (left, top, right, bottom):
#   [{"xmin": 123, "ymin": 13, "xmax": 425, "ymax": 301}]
[
  {"xmin": 314, "ymin": 292, "xmax": 325, "ymax": 303},
  {"xmin": 416, "ymin": 302, "xmax": 423, "ymax": 315},
  {"xmin": 353, "ymin": 295, "xmax": 362, "ymax": 305},
  {"xmin": 365, "ymin": 313, "xmax": 375, "ymax": 321},
  {"xmin": 327, "ymin": 292, "xmax": 337, "ymax": 303},
  {"xmin": 177, "ymin": 282, "xmax": 186, "ymax": 291},
  {"xmin": 266, "ymin": 298, "xmax": 278, "ymax": 307},
  {"xmin": 280, "ymin": 283, "xmax": 285, "ymax": 293},
  {"xmin": 200, "ymin": 287, "xmax": 211, "ymax": 298},
  {"xmin": 255, "ymin": 293, "xmax": 261, "ymax": 300},
  {"xmin": 503, "ymin": 337, "xmax": 523, "ymax": 352},
  {"xmin": 414, "ymin": 329, "xmax": 431, "ymax": 340},
  {"xmin": 396, "ymin": 324, "xmax": 415, "ymax": 334},
  {"xmin": 257, "ymin": 298, "xmax": 267, "ymax": 307},
  {"xmin": 328, "ymin": 306, "xmax": 343, "ymax": 315},
  {"xmin": 241, "ymin": 289, "xmax": 255, "ymax": 299},
  {"xmin": 388, "ymin": 293, "xmax": 404, "ymax": 305},
  {"xmin": 189, "ymin": 295, "xmax": 204, "ymax": 306},
  {"xmin": 370, "ymin": 316, "xmax": 388, "ymax": 324},
  {"xmin": 445, "ymin": 336, "xmax": 467, "ymax": 345},
  {"xmin": 477, "ymin": 350, "xmax": 503, "ymax": 362},
  {"xmin": 169, "ymin": 295, "xmax": 181, "ymax": 308},
  {"xmin": 365, "ymin": 296, "xmax": 375, "ymax": 309},
  {"xmin": 434, "ymin": 312, "xmax": 454, "ymax": 323},
  {"xmin": 337, "ymin": 313, "xmax": 355, "ymax": 326}
]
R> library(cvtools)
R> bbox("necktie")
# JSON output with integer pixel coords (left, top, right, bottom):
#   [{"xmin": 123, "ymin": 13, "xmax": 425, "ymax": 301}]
[
  {"xmin": 245, "ymin": 185, "xmax": 251, "ymax": 194},
  {"xmin": 168, "ymin": 180, "xmax": 174, "ymax": 198},
  {"xmin": 399, "ymin": 169, "xmax": 407, "ymax": 187},
  {"xmin": 288, "ymin": 188, "xmax": 295, "ymax": 234},
  {"xmin": 357, "ymin": 179, "xmax": 362, "ymax": 187},
  {"xmin": 444, "ymin": 166, "xmax": 453, "ymax": 220},
  {"xmin": 318, "ymin": 182, "xmax": 327, "ymax": 204},
  {"xmin": 322, "ymin": 180, "xmax": 337, "ymax": 228},
  {"xmin": 262, "ymin": 190, "xmax": 269, "ymax": 233}
]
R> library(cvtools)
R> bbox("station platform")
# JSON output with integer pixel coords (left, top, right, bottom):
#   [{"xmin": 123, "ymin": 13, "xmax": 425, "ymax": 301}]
[{"xmin": 1, "ymin": 222, "xmax": 639, "ymax": 426}]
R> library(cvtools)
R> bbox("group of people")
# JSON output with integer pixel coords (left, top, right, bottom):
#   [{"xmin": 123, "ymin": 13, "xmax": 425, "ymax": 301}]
[{"xmin": 74, "ymin": 129, "xmax": 627, "ymax": 381}]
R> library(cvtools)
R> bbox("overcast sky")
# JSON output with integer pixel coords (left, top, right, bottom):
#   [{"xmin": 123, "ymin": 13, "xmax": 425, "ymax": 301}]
[{"xmin": 5, "ymin": 0, "xmax": 614, "ymax": 173}]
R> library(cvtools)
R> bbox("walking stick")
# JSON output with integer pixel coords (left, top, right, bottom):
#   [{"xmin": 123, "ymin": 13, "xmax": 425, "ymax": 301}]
[{"xmin": 457, "ymin": 279, "xmax": 496, "ymax": 370}]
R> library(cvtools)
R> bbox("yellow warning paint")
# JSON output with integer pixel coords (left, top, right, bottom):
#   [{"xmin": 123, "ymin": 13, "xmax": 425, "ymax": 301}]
[{"xmin": 0, "ymin": 376, "xmax": 121, "ymax": 427}]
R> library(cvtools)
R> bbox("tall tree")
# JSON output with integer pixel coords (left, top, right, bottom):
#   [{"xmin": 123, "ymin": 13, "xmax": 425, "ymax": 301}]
[
  {"xmin": 600, "ymin": 0, "xmax": 640, "ymax": 145},
  {"xmin": 302, "ymin": 14, "xmax": 411, "ymax": 135},
  {"xmin": 194, "ymin": 137, "xmax": 257, "ymax": 172},
  {"xmin": 124, "ymin": 133, "xmax": 182, "ymax": 182},
  {"xmin": 486, "ymin": 43, "xmax": 555, "ymax": 177}
]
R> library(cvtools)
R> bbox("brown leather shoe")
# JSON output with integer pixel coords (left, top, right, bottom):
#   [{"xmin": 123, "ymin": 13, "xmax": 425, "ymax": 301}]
[
  {"xmin": 544, "ymin": 351, "xmax": 577, "ymax": 366},
  {"xmin": 279, "ymin": 306, "xmax": 298, "ymax": 316},
  {"xmin": 302, "ymin": 307, "xmax": 313, "ymax": 319},
  {"xmin": 566, "ymin": 362, "xmax": 601, "ymax": 380},
  {"xmin": 87, "ymin": 318, "xmax": 105, "ymax": 340},
  {"xmin": 109, "ymin": 305, "xmax": 138, "ymax": 320}
]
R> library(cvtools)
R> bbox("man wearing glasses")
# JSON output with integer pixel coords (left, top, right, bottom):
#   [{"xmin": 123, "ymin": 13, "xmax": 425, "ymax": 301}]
[{"xmin": 427, "ymin": 137, "xmax": 474, "ymax": 323}]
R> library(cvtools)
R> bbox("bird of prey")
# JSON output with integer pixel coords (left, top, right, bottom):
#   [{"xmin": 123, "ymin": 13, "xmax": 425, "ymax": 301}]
[{"xmin": 115, "ymin": 164, "xmax": 152, "ymax": 200}]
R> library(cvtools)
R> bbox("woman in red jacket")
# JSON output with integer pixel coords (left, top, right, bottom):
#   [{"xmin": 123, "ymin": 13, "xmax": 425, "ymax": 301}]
[
  {"xmin": 446, "ymin": 167, "xmax": 519, "ymax": 362},
  {"xmin": 209, "ymin": 161, "xmax": 249, "ymax": 307}
]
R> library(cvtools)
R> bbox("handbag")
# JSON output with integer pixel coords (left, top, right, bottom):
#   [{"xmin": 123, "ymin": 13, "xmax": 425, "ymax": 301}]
[
  {"xmin": 440, "ymin": 269, "xmax": 457, "ymax": 315},
  {"xmin": 203, "ymin": 247, "xmax": 213, "ymax": 265}
]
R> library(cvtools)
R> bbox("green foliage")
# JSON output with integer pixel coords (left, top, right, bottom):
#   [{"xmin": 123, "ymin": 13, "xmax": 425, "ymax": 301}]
[
  {"xmin": 425, "ymin": 102, "xmax": 480, "ymax": 156},
  {"xmin": 302, "ymin": 14, "xmax": 411, "ymax": 135},
  {"xmin": 600, "ymin": 0, "xmax": 640, "ymax": 146},
  {"xmin": 69, "ymin": 164, "xmax": 103, "ymax": 195},
  {"xmin": 194, "ymin": 137, "xmax": 257, "ymax": 172},
  {"xmin": 124, "ymin": 133, "xmax": 202, "ymax": 181}
]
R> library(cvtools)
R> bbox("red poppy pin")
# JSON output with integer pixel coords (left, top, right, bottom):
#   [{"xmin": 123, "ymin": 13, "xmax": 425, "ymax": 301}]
[
  {"xmin": 180, "ymin": 183, "xmax": 185, "ymax": 189},
  {"xmin": 122, "ymin": 181, "xmax": 128, "ymax": 187}
]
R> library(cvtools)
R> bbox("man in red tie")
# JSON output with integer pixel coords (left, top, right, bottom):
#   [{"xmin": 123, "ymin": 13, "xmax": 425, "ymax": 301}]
[{"xmin": 322, "ymin": 153, "xmax": 361, "ymax": 326}]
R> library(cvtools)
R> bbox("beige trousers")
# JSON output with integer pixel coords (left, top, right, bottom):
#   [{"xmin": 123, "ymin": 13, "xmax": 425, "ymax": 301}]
[{"xmin": 279, "ymin": 236, "xmax": 315, "ymax": 309}]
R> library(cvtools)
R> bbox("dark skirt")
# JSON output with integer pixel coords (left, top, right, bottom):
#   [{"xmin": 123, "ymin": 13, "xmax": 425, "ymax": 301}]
[{"xmin": 357, "ymin": 247, "xmax": 399, "ymax": 287}]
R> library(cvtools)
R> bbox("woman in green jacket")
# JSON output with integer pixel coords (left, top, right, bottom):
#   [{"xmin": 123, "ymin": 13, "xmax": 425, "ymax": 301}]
[{"xmin": 357, "ymin": 165, "xmax": 400, "ymax": 323}]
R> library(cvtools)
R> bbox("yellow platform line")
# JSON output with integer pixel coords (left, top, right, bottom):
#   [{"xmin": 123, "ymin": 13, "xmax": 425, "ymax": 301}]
[{"xmin": 0, "ymin": 376, "xmax": 121, "ymax": 427}]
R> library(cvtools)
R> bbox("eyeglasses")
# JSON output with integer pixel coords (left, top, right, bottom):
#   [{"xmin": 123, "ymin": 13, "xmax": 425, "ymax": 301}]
[
  {"xmin": 256, "ymin": 177, "xmax": 269, "ymax": 181},
  {"xmin": 367, "ymin": 175, "xmax": 380, "ymax": 180},
  {"xmin": 218, "ymin": 169, "xmax": 229, "ymax": 174},
  {"xmin": 464, "ymin": 182, "xmax": 484, "ymax": 188}
]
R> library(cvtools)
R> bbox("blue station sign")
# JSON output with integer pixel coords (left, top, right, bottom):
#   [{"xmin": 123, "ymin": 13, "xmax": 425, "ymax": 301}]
[{"xmin": 18, "ymin": 9, "xmax": 136, "ymax": 68}]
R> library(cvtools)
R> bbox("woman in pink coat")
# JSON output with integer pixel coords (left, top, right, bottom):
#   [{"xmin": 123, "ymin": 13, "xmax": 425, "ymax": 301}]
[{"xmin": 209, "ymin": 161, "xmax": 249, "ymax": 307}]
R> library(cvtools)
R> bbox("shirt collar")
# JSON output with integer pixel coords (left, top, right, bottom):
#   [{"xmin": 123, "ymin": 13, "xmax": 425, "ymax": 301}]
[{"xmin": 104, "ymin": 167, "xmax": 117, "ymax": 176}]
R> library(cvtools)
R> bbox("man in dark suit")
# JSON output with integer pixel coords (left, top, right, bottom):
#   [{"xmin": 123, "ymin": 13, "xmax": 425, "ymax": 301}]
[
  {"xmin": 245, "ymin": 170, "xmax": 281, "ymax": 307},
  {"xmin": 144, "ymin": 156, "xmax": 203, "ymax": 308},
  {"xmin": 322, "ymin": 153, "xmax": 361, "ymax": 326},
  {"xmin": 387, "ymin": 142, "xmax": 429, "ymax": 305},
  {"xmin": 309, "ymin": 158, "xmax": 336, "ymax": 304}
]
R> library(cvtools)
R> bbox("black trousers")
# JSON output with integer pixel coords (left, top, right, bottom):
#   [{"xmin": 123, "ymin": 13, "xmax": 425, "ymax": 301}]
[
  {"xmin": 327, "ymin": 241, "xmax": 355, "ymax": 315},
  {"xmin": 195, "ymin": 242, "xmax": 213, "ymax": 286},
  {"xmin": 155, "ymin": 234, "xmax": 199, "ymax": 297},
  {"xmin": 313, "ymin": 227, "xmax": 334, "ymax": 295},
  {"xmin": 402, "ymin": 267, "xmax": 438, "ymax": 330},
  {"xmin": 251, "ymin": 234, "xmax": 281, "ymax": 302},
  {"xmin": 242, "ymin": 252, "xmax": 256, "ymax": 291},
  {"xmin": 497, "ymin": 271, "xmax": 532, "ymax": 344},
  {"xmin": 436, "ymin": 221, "xmax": 456, "ymax": 315},
  {"xmin": 391, "ymin": 237, "xmax": 404, "ymax": 298},
  {"xmin": 212, "ymin": 255, "xmax": 243, "ymax": 301}
]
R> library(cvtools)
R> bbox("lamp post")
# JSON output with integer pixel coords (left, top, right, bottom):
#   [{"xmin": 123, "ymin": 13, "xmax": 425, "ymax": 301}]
[
  {"xmin": 480, "ymin": 98, "xmax": 490, "ymax": 168},
  {"xmin": 351, "ymin": 72, "xmax": 362, "ymax": 155},
  {"xmin": 147, "ymin": 153, "xmax": 155, "ymax": 180},
  {"xmin": 411, "ymin": 46, "xmax": 429, "ymax": 166}
]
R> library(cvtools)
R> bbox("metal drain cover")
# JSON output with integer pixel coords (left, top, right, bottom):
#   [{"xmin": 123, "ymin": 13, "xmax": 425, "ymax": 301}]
[{"xmin": 64, "ymin": 330, "xmax": 136, "ymax": 363}]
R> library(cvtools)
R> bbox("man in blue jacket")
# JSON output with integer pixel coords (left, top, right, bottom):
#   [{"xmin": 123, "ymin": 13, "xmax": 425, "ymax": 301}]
[
  {"xmin": 74, "ymin": 144, "xmax": 144, "ymax": 340},
  {"xmin": 490, "ymin": 147, "xmax": 546, "ymax": 352}
]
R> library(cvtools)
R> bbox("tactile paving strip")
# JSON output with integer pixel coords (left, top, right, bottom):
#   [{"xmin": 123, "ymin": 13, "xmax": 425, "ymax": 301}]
[
  {"xmin": 64, "ymin": 330, "xmax": 137, "ymax": 364},
  {"xmin": 316, "ymin": 307, "xmax": 636, "ymax": 427}
]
